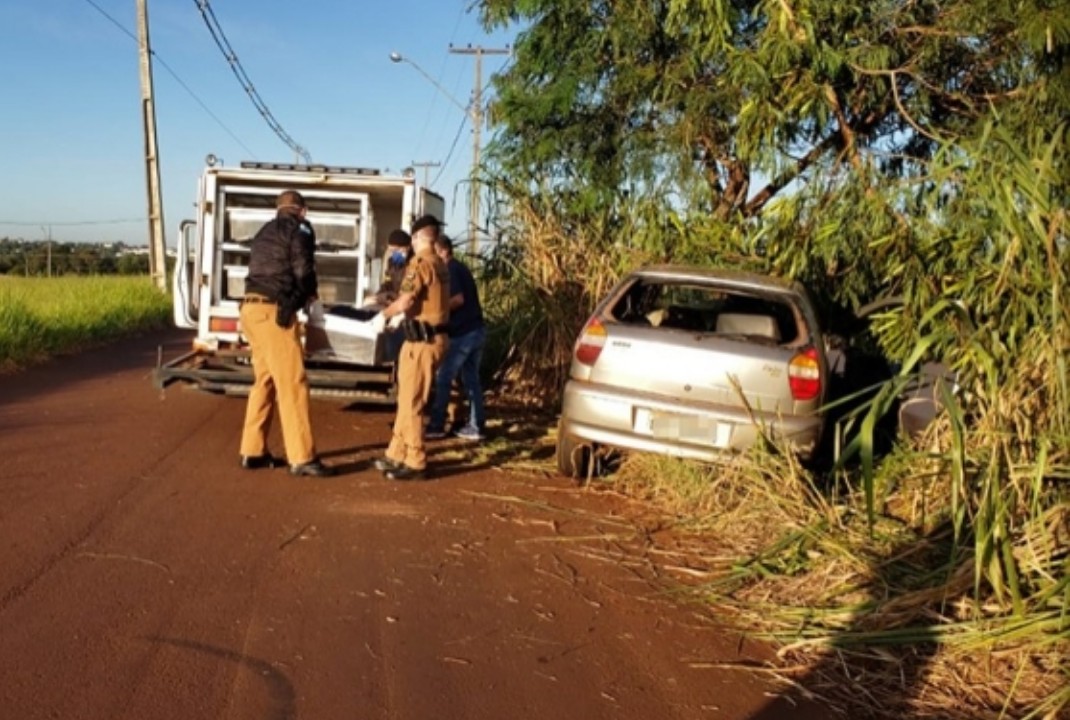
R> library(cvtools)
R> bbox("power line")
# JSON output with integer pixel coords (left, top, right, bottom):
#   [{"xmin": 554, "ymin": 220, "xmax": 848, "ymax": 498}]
[
  {"xmin": 431, "ymin": 114, "xmax": 469, "ymax": 188},
  {"xmin": 156, "ymin": 59, "xmax": 258, "ymax": 161},
  {"xmin": 418, "ymin": 5, "xmax": 468, "ymax": 159},
  {"xmin": 83, "ymin": 0, "xmax": 136, "ymax": 41},
  {"xmin": 81, "ymin": 0, "xmax": 256, "ymax": 159},
  {"xmin": 193, "ymin": 0, "xmax": 311, "ymax": 164},
  {"xmin": 437, "ymin": 66, "xmax": 510, "ymax": 186}
]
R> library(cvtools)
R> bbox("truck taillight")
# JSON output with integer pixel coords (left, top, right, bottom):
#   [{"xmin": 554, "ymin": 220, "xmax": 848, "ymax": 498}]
[
  {"xmin": 788, "ymin": 347, "xmax": 822, "ymax": 401},
  {"xmin": 209, "ymin": 317, "xmax": 240, "ymax": 333},
  {"xmin": 574, "ymin": 317, "xmax": 608, "ymax": 366}
]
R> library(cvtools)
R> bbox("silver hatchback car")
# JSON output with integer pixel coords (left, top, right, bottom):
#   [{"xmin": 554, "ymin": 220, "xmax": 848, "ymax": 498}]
[{"xmin": 557, "ymin": 265, "xmax": 829, "ymax": 476}]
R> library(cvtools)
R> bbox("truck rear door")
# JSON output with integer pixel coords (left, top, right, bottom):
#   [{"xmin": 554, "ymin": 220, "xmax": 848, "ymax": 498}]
[{"xmin": 172, "ymin": 219, "xmax": 199, "ymax": 329}]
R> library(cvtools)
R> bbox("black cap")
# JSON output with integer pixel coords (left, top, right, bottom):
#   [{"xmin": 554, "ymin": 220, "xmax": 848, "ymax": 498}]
[
  {"xmin": 411, "ymin": 213, "xmax": 443, "ymax": 235},
  {"xmin": 387, "ymin": 229, "xmax": 411, "ymax": 247}
]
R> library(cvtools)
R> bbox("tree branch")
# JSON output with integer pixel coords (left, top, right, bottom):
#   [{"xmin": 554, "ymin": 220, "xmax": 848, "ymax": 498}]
[{"xmin": 743, "ymin": 134, "xmax": 840, "ymax": 217}]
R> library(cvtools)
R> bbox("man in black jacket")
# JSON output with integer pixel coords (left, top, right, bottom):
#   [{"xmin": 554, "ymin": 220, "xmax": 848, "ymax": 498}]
[{"xmin": 239, "ymin": 190, "xmax": 332, "ymax": 477}]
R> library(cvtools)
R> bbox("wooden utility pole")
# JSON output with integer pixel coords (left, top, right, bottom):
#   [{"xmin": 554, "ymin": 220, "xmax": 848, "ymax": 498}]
[
  {"xmin": 449, "ymin": 44, "xmax": 510, "ymax": 255},
  {"xmin": 411, "ymin": 160, "xmax": 442, "ymax": 188},
  {"xmin": 42, "ymin": 226, "xmax": 51, "ymax": 278},
  {"xmin": 137, "ymin": 0, "xmax": 167, "ymax": 291}
]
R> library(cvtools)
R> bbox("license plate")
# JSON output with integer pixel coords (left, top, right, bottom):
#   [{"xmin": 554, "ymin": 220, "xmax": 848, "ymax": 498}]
[{"xmin": 634, "ymin": 408, "xmax": 732, "ymax": 447}]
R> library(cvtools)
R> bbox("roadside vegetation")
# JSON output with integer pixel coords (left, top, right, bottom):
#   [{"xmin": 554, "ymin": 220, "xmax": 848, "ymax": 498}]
[
  {"xmin": 474, "ymin": 1, "xmax": 1068, "ymax": 717},
  {"xmin": 0, "ymin": 276, "xmax": 172, "ymax": 373}
]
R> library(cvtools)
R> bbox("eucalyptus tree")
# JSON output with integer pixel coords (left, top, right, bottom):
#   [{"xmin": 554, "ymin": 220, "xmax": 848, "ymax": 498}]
[{"xmin": 478, "ymin": 0, "xmax": 1067, "ymax": 298}]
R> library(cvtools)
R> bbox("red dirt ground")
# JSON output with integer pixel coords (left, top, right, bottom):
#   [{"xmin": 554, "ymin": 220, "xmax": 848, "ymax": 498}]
[{"xmin": 0, "ymin": 329, "xmax": 834, "ymax": 719}]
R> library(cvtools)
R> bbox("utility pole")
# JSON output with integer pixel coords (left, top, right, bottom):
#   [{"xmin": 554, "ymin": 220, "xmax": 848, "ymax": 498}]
[
  {"xmin": 42, "ymin": 225, "xmax": 51, "ymax": 278},
  {"xmin": 411, "ymin": 161, "xmax": 441, "ymax": 188},
  {"xmin": 137, "ymin": 0, "xmax": 167, "ymax": 292},
  {"xmin": 449, "ymin": 44, "xmax": 510, "ymax": 255}
]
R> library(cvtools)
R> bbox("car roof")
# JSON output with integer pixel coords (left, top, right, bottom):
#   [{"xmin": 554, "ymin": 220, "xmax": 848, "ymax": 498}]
[{"xmin": 628, "ymin": 264, "xmax": 805, "ymax": 296}]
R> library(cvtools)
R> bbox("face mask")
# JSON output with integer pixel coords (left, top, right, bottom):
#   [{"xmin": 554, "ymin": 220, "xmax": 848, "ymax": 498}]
[{"xmin": 389, "ymin": 249, "xmax": 407, "ymax": 267}]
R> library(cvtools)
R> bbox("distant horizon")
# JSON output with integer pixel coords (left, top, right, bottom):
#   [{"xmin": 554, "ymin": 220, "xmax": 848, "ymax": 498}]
[{"xmin": 1, "ymin": 235, "xmax": 155, "ymax": 247}]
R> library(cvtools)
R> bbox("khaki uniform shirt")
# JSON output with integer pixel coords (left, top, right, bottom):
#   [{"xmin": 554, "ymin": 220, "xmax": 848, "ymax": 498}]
[
  {"xmin": 375, "ymin": 251, "xmax": 409, "ymax": 306},
  {"xmin": 400, "ymin": 248, "xmax": 450, "ymax": 327}
]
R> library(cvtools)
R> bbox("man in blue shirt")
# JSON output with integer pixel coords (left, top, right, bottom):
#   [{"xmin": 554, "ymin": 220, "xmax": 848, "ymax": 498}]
[{"xmin": 426, "ymin": 236, "xmax": 486, "ymax": 440}]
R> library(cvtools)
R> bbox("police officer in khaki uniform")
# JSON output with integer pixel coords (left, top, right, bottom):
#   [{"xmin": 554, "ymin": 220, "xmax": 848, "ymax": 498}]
[
  {"xmin": 239, "ymin": 190, "xmax": 333, "ymax": 477},
  {"xmin": 374, "ymin": 229, "xmax": 412, "ymax": 364},
  {"xmin": 372, "ymin": 214, "xmax": 450, "ymax": 480},
  {"xmin": 374, "ymin": 229, "xmax": 412, "ymax": 306}
]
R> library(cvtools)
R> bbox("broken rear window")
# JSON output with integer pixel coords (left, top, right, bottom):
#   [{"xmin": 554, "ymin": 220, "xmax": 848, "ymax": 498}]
[{"xmin": 608, "ymin": 279, "xmax": 801, "ymax": 344}]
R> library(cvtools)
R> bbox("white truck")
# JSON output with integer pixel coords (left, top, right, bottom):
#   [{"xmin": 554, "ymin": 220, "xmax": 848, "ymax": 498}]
[{"xmin": 154, "ymin": 159, "xmax": 444, "ymax": 402}]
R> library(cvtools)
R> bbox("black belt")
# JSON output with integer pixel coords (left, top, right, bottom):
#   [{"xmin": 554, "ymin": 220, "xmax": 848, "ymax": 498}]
[
  {"xmin": 410, "ymin": 322, "xmax": 449, "ymax": 334},
  {"xmin": 401, "ymin": 320, "xmax": 449, "ymax": 343},
  {"xmin": 241, "ymin": 295, "xmax": 275, "ymax": 305}
]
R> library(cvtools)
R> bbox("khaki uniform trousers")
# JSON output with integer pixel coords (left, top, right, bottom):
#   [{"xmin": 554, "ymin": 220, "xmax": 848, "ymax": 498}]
[
  {"xmin": 387, "ymin": 336, "xmax": 447, "ymax": 470},
  {"xmin": 239, "ymin": 302, "xmax": 316, "ymax": 465}
]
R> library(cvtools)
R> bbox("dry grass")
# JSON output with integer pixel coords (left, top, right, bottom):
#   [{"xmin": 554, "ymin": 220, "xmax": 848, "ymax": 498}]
[{"xmin": 589, "ymin": 446, "xmax": 1070, "ymax": 720}]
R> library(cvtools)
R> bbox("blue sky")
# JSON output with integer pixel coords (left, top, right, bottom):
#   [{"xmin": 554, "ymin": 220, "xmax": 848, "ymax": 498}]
[{"xmin": 0, "ymin": 1, "xmax": 517, "ymax": 245}]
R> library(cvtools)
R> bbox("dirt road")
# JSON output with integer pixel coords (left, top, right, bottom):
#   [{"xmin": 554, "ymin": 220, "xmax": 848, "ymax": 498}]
[{"xmin": 0, "ymin": 330, "xmax": 827, "ymax": 720}]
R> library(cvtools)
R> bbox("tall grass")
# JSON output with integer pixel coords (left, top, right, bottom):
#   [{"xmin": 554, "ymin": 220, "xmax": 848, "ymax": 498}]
[
  {"xmin": 477, "ymin": 177, "xmax": 646, "ymax": 401},
  {"xmin": 0, "ymin": 276, "xmax": 171, "ymax": 373},
  {"xmin": 478, "ymin": 172, "xmax": 757, "ymax": 402},
  {"xmin": 607, "ymin": 446, "xmax": 1068, "ymax": 718}
]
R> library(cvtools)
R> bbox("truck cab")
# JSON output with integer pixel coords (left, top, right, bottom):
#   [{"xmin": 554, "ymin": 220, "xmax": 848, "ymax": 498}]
[{"xmin": 156, "ymin": 160, "xmax": 444, "ymax": 402}]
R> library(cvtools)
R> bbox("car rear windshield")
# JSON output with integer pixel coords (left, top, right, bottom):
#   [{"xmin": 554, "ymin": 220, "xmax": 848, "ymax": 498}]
[{"xmin": 608, "ymin": 278, "xmax": 802, "ymax": 344}]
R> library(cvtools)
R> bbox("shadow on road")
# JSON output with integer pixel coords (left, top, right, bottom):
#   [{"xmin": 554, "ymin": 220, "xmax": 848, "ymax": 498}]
[
  {"xmin": 322, "ymin": 398, "xmax": 558, "ymax": 481},
  {"xmin": 146, "ymin": 636, "xmax": 297, "ymax": 720}
]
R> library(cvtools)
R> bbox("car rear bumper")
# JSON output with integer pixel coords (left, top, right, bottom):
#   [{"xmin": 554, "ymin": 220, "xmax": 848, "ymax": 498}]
[{"xmin": 561, "ymin": 380, "xmax": 822, "ymax": 461}]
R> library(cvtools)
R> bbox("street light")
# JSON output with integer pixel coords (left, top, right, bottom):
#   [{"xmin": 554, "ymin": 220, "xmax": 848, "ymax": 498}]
[
  {"xmin": 390, "ymin": 50, "xmax": 481, "ymax": 252},
  {"xmin": 389, "ymin": 52, "xmax": 469, "ymax": 115}
]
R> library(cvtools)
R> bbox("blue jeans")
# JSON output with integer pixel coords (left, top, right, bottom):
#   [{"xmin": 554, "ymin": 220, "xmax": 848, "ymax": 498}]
[{"xmin": 428, "ymin": 325, "xmax": 486, "ymax": 432}]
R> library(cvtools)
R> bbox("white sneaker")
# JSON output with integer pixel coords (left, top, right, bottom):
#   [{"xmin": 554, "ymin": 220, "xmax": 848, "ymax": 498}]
[{"xmin": 454, "ymin": 426, "xmax": 484, "ymax": 441}]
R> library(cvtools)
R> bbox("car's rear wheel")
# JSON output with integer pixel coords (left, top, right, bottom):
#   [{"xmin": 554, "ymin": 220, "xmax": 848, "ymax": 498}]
[{"xmin": 556, "ymin": 425, "xmax": 592, "ymax": 479}]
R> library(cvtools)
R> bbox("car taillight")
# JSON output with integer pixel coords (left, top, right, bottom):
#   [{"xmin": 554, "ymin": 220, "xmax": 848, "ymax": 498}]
[
  {"xmin": 574, "ymin": 317, "xmax": 608, "ymax": 366},
  {"xmin": 788, "ymin": 347, "xmax": 822, "ymax": 400}
]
